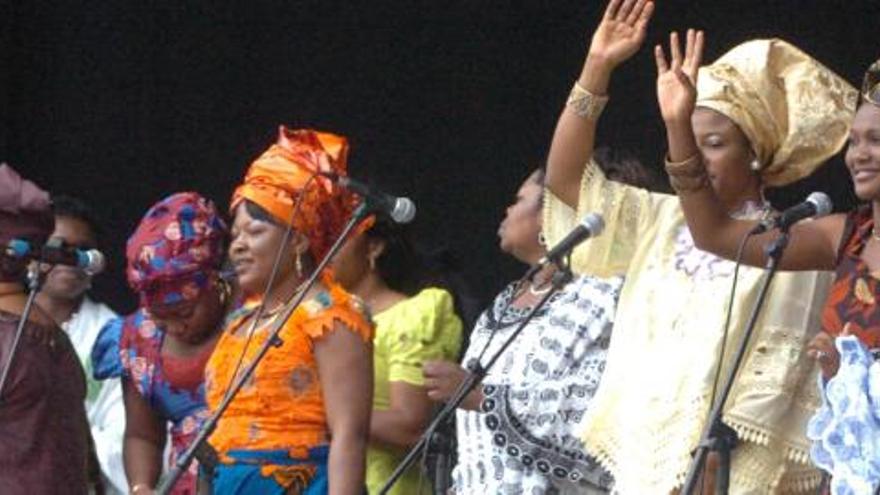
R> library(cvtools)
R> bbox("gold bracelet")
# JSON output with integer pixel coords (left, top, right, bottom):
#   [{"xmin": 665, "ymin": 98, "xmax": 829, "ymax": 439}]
[
  {"xmin": 665, "ymin": 153, "xmax": 710, "ymax": 193},
  {"xmin": 566, "ymin": 81, "xmax": 609, "ymax": 120}
]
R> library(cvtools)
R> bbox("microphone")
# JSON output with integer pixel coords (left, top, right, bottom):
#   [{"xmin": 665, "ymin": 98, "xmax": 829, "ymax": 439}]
[
  {"xmin": 42, "ymin": 243, "xmax": 107, "ymax": 275},
  {"xmin": 319, "ymin": 172, "xmax": 416, "ymax": 224},
  {"xmin": 750, "ymin": 192, "xmax": 832, "ymax": 234},
  {"xmin": 526, "ymin": 213, "xmax": 604, "ymax": 279},
  {"xmin": 4, "ymin": 239, "xmax": 34, "ymax": 260},
  {"xmin": 4, "ymin": 238, "xmax": 106, "ymax": 275}
]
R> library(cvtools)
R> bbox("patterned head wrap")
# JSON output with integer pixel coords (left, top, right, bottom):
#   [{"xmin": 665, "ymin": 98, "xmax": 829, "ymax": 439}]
[
  {"xmin": 0, "ymin": 163, "xmax": 54, "ymax": 247},
  {"xmin": 126, "ymin": 192, "xmax": 228, "ymax": 308},
  {"xmin": 696, "ymin": 39, "xmax": 858, "ymax": 187},
  {"xmin": 230, "ymin": 126, "xmax": 359, "ymax": 262},
  {"xmin": 862, "ymin": 58, "xmax": 880, "ymax": 106}
]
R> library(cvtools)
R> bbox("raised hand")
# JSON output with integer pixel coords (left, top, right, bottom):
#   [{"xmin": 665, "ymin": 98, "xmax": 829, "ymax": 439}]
[
  {"xmin": 589, "ymin": 0, "xmax": 655, "ymax": 68},
  {"xmin": 655, "ymin": 29, "xmax": 705, "ymax": 124}
]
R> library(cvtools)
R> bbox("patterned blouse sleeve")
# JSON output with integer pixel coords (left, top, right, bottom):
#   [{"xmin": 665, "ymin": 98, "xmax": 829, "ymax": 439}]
[
  {"xmin": 543, "ymin": 159, "xmax": 662, "ymax": 278},
  {"xmin": 386, "ymin": 288, "xmax": 464, "ymax": 386},
  {"xmin": 300, "ymin": 283, "xmax": 374, "ymax": 343},
  {"xmin": 91, "ymin": 316, "xmax": 126, "ymax": 381}
]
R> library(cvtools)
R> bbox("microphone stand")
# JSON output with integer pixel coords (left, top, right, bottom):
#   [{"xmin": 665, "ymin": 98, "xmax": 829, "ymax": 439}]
[
  {"xmin": 156, "ymin": 202, "xmax": 372, "ymax": 495},
  {"xmin": 0, "ymin": 263, "xmax": 44, "ymax": 403},
  {"xmin": 379, "ymin": 259, "xmax": 574, "ymax": 494},
  {"xmin": 681, "ymin": 230, "xmax": 790, "ymax": 495}
]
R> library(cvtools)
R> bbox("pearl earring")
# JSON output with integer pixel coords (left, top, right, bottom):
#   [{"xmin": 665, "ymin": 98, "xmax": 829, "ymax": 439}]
[{"xmin": 750, "ymin": 159, "xmax": 761, "ymax": 172}]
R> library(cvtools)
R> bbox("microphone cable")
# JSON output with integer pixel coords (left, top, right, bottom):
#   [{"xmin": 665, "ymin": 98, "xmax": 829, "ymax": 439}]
[
  {"xmin": 219, "ymin": 173, "xmax": 318, "ymax": 404},
  {"xmin": 700, "ymin": 229, "xmax": 755, "ymax": 495}
]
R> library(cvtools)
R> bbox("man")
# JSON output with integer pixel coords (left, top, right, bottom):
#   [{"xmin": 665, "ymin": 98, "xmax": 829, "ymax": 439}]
[
  {"xmin": 0, "ymin": 165, "xmax": 92, "ymax": 494},
  {"xmin": 36, "ymin": 196, "xmax": 126, "ymax": 494}
]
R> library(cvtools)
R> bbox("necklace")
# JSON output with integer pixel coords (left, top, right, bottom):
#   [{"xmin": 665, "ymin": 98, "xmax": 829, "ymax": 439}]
[{"xmin": 528, "ymin": 280, "xmax": 552, "ymax": 296}]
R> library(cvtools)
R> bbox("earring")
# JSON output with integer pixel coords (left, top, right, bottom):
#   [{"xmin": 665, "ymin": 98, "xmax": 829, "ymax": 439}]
[
  {"xmin": 295, "ymin": 253, "xmax": 303, "ymax": 278},
  {"xmin": 538, "ymin": 232, "xmax": 547, "ymax": 248},
  {"xmin": 749, "ymin": 159, "xmax": 761, "ymax": 172},
  {"xmin": 216, "ymin": 278, "xmax": 231, "ymax": 307},
  {"xmin": 368, "ymin": 256, "xmax": 376, "ymax": 272}
]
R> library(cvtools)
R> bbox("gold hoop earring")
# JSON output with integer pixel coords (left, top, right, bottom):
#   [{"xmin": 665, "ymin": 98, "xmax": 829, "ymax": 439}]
[{"xmin": 538, "ymin": 232, "xmax": 547, "ymax": 248}]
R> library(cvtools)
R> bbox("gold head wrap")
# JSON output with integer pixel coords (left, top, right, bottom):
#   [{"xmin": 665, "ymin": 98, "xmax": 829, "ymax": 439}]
[
  {"xmin": 862, "ymin": 58, "xmax": 880, "ymax": 106},
  {"xmin": 231, "ymin": 126, "xmax": 360, "ymax": 262},
  {"xmin": 697, "ymin": 39, "xmax": 858, "ymax": 187}
]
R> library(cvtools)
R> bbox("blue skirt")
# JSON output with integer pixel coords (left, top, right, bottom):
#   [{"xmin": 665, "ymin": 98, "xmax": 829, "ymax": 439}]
[{"xmin": 209, "ymin": 446, "xmax": 329, "ymax": 494}]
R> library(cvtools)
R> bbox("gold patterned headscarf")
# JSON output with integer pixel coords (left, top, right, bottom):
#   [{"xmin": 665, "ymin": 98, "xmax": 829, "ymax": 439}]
[
  {"xmin": 696, "ymin": 39, "xmax": 858, "ymax": 187},
  {"xmin": 862, "ymin": 58, "xmax": 880, "ymax": 106}
]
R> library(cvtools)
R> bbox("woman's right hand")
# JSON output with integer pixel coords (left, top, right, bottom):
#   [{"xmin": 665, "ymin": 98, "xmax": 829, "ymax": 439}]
[
  {"xmin": 807, "ymin": 331, "xmax": 841, "ymax": 380},
  {"xmin": 588, "ymin": 0, "xmax": 654, "ymax": 69},
  {"xmin": 655, "ymin": 29, "xmax": 705, "ymax": 124},
  {"xmin": 423, "ymin": 360, "xmax": 483, "ymax": 411}
]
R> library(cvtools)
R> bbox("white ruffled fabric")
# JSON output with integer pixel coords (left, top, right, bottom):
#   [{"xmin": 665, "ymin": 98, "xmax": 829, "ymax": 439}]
[{"xmin": 807, "ymin": 335, "xmax": 880, "ymax": 494}]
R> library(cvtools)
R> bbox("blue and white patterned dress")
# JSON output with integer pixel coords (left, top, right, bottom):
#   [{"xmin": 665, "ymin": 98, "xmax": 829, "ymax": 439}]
[{"xmin": 452, "ymin": 274, "xmax": 622, "ymax": 495}]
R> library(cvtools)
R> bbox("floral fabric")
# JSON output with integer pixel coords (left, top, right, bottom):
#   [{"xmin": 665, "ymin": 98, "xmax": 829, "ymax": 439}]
[{"xmin": 92, "ymin": 310, "xmax": 211, "ymax": 495}]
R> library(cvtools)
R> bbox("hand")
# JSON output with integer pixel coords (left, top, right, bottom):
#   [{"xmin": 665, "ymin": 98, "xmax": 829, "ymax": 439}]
[
  {"xmin": 807, "ymin": 331, "xmax": 841, "ymax": 380},
  {"xmin": 655, "ymin": 29, "xmax": 705, "ymax": 123},
  {"xmin": 588, "ymin": 0, "xmax": 655, "ymax": 68},
  {"xmin": 423, "ymin": 360, "xmax": 468, "ymax": 402}
]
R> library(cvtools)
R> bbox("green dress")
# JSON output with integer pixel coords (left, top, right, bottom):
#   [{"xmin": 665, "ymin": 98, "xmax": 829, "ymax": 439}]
[{"xmin": 365, "ymin": 287, "xmax": 463, "ymax": 494}]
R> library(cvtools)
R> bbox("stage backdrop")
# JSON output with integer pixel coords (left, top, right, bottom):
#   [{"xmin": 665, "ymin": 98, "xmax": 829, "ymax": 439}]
[{"xmin": 3, "ymin": 0, "xmax": 877, "ymax": 313}]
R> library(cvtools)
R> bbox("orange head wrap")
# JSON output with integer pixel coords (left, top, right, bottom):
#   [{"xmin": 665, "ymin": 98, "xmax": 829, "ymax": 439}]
[{"xmin": 231, "ymin": 126, "xmax": 361, "ymax": 262}]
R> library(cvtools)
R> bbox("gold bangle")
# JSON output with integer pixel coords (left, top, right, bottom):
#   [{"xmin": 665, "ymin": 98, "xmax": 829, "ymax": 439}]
[
  {"xmin": 665, "ymin": 154, "xmax": 710, "ymax": 193},
  {"xmin": 566, "ymin": 81, "xmax": 609, "ymax": 120}
]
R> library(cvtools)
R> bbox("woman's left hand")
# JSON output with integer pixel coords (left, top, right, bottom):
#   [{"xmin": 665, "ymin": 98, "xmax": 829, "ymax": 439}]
[
  {"xmin": 807, "ymin": 331, "xmax": 841, "ymax": 380},
  {"xmin": 588, "ymin": 0, "xmax": 655, "ymax": 69},
  {"xmin": 655, "ymin": 29, "xmax": 704, "ymax": 124}
]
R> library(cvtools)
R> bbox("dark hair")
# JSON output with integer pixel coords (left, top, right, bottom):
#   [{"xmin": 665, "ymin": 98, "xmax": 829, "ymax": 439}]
[
  {"xmin": 366, "ymin": 215, "xmax": 481, "ymax": 330},
  {"xmin": 593, "ymin": 146, "xmax": 663, "ymax": 190},
  {"xmin": 52, "ymin": 195, "xmax": 102, "ymax": 241}
]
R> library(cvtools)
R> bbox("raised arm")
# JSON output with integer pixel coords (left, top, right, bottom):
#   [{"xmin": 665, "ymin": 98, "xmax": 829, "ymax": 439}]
[
  {"xmin": 546, "ymin": 0, "xmax": 654, "ymax": 207},
  {"xmin": 656, "ymin": 30, "xmax": 844, "ymax": 271}
]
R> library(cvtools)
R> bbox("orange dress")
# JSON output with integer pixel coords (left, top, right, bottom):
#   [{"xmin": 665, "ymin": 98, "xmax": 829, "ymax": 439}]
[{"xmin": 204, "ymin": 278, "xmax": 372, "ymax": 489}]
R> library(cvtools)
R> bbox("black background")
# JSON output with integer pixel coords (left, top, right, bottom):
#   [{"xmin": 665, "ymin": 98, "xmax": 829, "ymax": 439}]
[{"xmin": 3, "ymin": 1, "xmax": 878, "ymax": 313}]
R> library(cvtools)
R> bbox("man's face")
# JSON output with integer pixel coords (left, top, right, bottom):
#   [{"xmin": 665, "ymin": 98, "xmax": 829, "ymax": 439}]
[{"xmin": 41, "ymin": 216, "xmax": 97, "ymax": 300}]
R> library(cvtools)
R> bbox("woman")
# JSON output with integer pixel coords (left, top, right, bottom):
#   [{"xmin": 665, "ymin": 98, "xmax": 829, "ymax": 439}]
[
  {"xmin": 332, "ymin": 214, "xmax": 464, "ymax": 494},
  {"xmin": 658, "ymin": 39, "xmax": 880, "ymax": 491},
  {"xmin": 92, "ymin": 192, "xmax": 230, "ymax": 495},
  {"xmin": 0, "ymin": 164, "xmax": 94, "ymax": 494},
  {"xmin": 424, "ymin": 155, "xmax": 656, "ymax": 494},
  {"xmin": 541, "ymin": 0, "xmax": 856, "ymax": 492},
  {"xmin": 203, "ymin": 127, "xmax": 373, "ymax": 494}
]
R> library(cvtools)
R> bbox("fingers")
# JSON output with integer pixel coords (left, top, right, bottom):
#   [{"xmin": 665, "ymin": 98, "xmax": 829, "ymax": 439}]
[
  {"xmin": 669, "ymin": 31, "xmax": 683, "ymax": 69},
  {"xmin": 617, "ymin": 0, "xmax": 637, "ymax": 21},
  {"xmin": 654, "ymin": 45, "xmax": 668, "ymax": 73},
  {"xmin": 626, "ymin": 0, "xmax": 649, "ymax": 25},
  {"xmin": 684, "ymin": 29, "xmax": 694, "ymax": 63},
  {"xmin": 635, "ymin": 1, "xmax": 655, "ymax": 31},
  {"xmin": 688, "ymin": 30, "xmax": 706, "ymax": 79},
  {"xmin": 603, "ymin": 0, "xmax": 623, "ymax": 20}
]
